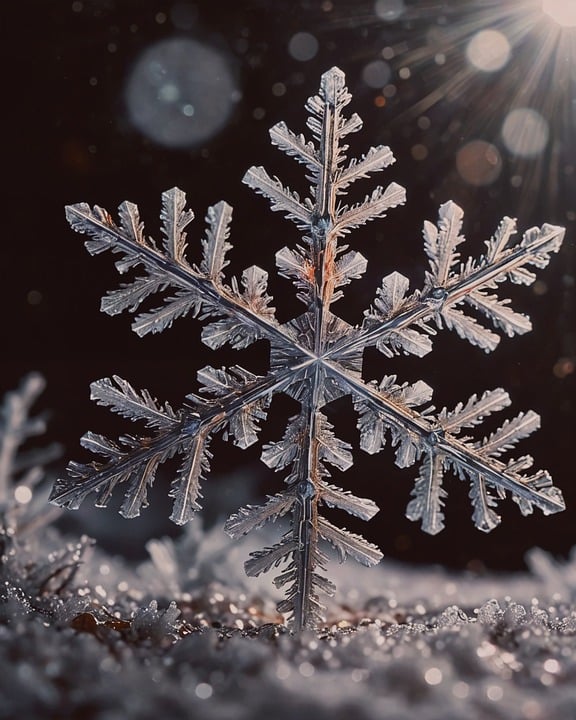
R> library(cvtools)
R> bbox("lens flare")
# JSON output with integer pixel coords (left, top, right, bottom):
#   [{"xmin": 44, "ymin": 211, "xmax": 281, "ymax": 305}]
[
  {"xmin": 502, "ymin": 108, "xmax": 549, "ymax": 157},
  {"xmin": 353, "ymin": 0, "xmax": 576, "ymax": 221},
  {"xmin": 465, "ymin": 30, "xmax": 511, "ymax": 72},
  {"xmin": 542, "ymin": 0, "xmax": 576, "ymax": 27},
  {"xmin": 125, "ymin": 38, "xmax": 239, "ymax": 149}
]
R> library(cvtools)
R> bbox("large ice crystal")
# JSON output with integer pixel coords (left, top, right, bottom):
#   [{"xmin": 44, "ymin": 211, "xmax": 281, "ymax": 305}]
[{"xmin": 50, "ymin": 67, "xmax": 565, "ymax": 630}]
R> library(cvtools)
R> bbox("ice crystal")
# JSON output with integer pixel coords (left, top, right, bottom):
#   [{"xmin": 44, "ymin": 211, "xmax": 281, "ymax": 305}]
[
  {"xmin": 50, "ymin": 67, "xmax": 565, "ymax": 630},
  {"xmin": 0, "ymin": 373, "xmax": 61, "ymax": 538}
]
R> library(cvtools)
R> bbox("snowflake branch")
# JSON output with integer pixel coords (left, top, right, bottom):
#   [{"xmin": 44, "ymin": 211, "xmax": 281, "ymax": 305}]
[
  {"xmin": 51, "ymin": 369, "xmax": 295, "ymax": 519},
  {"xmin": 336, "ymin": 215, "xmax": 564, "ymax": 360},
  {"xmin": 65, "ymin": 197, "xmax": 302, "ymax": 354},
  {"xmin": 341, "ymin": 369, "xmax": 565, "ymax": 521}
]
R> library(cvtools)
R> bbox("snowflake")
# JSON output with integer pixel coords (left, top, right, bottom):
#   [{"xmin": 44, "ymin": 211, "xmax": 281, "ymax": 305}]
[{"xmin": 51, "ymin": 67, "xmax": 565, "ymax": 630}]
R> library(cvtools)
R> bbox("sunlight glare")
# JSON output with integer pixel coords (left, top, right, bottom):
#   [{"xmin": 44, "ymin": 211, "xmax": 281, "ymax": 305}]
[
  {"xmin": 542, "ymin": 0, "xmax": 576, "ymax": 27},
  {"xmin": 502, "ymin": 108, "xmax": 549, "ymax": 157}
]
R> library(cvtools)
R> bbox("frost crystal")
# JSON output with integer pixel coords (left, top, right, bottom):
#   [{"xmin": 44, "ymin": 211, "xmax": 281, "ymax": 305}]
[
  {"xmin": 51, "ymin": 67, "xmax": 565, "ymax": 630},
  {"xmin": 1, "ymin": 373, "xmax": 61, "ymax": 537}
]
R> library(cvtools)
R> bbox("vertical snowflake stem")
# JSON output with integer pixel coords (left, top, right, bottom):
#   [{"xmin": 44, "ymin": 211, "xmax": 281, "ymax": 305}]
[
  {"xmin": 310, "ymin": 68, "xmax": 347, "ymax": 349},
  {"xmin": 291, "ymin": 476, "xmax": 319, "ymax": 631},
  {"xmin": 314, "ymin": 67, "xmax": 344, "ymax": 222},
  {"xmin": 293, "ymin": 375, "xmax": 330, "ymax": 631}
]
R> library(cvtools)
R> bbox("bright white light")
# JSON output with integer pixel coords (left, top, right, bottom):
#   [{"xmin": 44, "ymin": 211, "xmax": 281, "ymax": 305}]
[
  {"xmin": 14, "ymin": 485, "xmax": 33, "ymax": 505},
  {"xmin": 195, "ymin": 683, "xmax": 213, "ymax": 700},
  {"xmin": 542, "ymin": 0, "xmax": 576, "ymax": 27},
  {"xmin": 466, "ymin": 30, "xmax": 511, "ymax": 72},
  {"xmin": 424, "ymin": 667, "xmax": 443, "ymax": 686},
  {"xmin": 502, "ymin": 108, "xmax": 549, "ymax": 157}
]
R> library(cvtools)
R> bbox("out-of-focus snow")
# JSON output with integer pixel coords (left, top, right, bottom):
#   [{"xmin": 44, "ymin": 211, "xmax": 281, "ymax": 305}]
[{"xmin": 1, "ymin": 514, "xmax": 575, "ymax": 720}]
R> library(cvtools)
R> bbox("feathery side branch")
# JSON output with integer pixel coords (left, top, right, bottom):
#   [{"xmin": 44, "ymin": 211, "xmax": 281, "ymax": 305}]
[
  {"xmin": 64, "ymin": 200, "xmax": 308, "ymax": 358},
  {"xmin": 337, "ymin": 367, "xmax": 565, "ymax": 518},
  {"xmin": 50, "ymin": 369, "xmax": 296, "ymax": 520},
  {"xmin": 331, "ymin": 213, "xmax": 565, "ymax": 360}
]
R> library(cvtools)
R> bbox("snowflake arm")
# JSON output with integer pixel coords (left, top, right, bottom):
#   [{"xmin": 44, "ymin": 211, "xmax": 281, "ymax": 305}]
[
  {"xmin": 354, "ymin": 202, "xmax": 564, "ymax": 357},
  {"xmin": 65, "ymin": 193, "xmax": 296, "ymax": 354},
  {"xmin": 226, "ymin": 406, "xmax": 381, "ymax": 629},
  {"xmin": 51, "ymin": 369, "xmax": 293, "ymax": 524},
  {"xmin": 347, "ymin": 372, "xmax": 564, "ymax": 533},
  {"xmin": 1, "ymin": 374, "xmax": 49, "ymax": 504}
]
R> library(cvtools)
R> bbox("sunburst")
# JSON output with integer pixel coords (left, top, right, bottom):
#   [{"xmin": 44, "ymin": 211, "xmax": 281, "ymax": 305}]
[{"xmin": 356, "ymin": 1, "xmax": 574, "ymax": 219}]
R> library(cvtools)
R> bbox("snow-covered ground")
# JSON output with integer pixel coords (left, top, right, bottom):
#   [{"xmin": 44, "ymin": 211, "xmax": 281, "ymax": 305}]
[{"xmin": 1, "ymin": 515, "xmax": 575, "ymax": 720}]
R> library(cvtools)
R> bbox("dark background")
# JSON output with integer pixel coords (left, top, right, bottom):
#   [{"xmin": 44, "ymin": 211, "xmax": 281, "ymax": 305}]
[{"xmin": 3, "ymin": 0, "xmax": 575, "ymax": 570}]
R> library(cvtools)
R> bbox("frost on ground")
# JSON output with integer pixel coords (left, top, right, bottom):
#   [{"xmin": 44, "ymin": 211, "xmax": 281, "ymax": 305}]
[
  {"xmin": 50, "ymin": 67, "xmax": 565, "ymax": 631},
  {"xmin": 1, "ymin": 508, "xmax": 576, "ymax": 720},
  {"xmin": 1, "ymin": 376, "xmax": 575, "ymax": 719}
]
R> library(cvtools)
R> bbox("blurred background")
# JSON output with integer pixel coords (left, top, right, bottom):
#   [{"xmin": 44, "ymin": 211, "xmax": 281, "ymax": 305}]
[{"xmin": 3, "ymin": 0, "xmax": 575, "ymax": 571}]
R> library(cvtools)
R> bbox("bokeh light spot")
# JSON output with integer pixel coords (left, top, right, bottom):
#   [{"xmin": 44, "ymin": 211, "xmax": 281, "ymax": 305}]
[
  {"xmin": 456, "ymin": 140, "xmax": 502, "ymax": 186},
  {"xmin": 288, "ymin": 32, "xmax": 319, "ymax": 62},
  {"xmin": 553, "ymin": 357, "xmax": 575, "ymax": 379},
  {"xmin": 362, "ymin": 59, "xmax": 392, "ymax": 88},
  {"xmin": 542, "ymin": 0, "xmax": 576, "ymax": 27},
  {"xmin": 466, "ymin": 30, "xmax": 511, "ymax": 72},
  {"xmin": 424, "ymin": 667, "xmax": 443, "ymax": 685},
  {"xmin": 14, "ymin": 486, "xmax": 33, "ymax": 505},
  {"xmin": 502, "ymin": 108, "xmax": 549, "ymax": 157},
  {"xmin": 486, "ymin": 685, "xmax": 504, "ymax": 702},
  {"xmin": 158, "ymin": 83, "xmax": 179, "ymax": 103},
  {"xmin": 487, "ymin": 685, "xmax": 504, "ymax": 702},
  {"xmin": 195, "ymin": 682, "xmax": 213, "ymax": 699},
  {"xmin": 452, "ymin": 681, "xmax": 469, "ymax": 698},
  {"xmin": 543, "ymin": 658, "xmax": 561, "ymax": 673},
  {"xmin": 411, "ymin": 144, "xmax": 429, "ymax": 161},
  {"xmin": 374, "ymin": 0, "xmax": 405, "ymax": 22},
  {"xmin": 27, "ymin": 289, "xmax": 43, "ymax": 305},
  {"xmin": 125, "ymin": 38, "xmax": 238, "ymax": 149},
  {"xmin": 299, "ymin": 661, "xmax": 315, "ymax": 677},
  {"xmin": 532, "ymin": 279, "xmax": 548, "ymax": 296}
]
